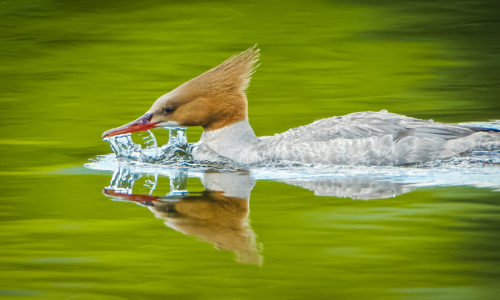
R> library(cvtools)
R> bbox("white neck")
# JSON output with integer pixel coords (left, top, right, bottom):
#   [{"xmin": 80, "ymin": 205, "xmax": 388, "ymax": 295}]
[
  {"xmin": 201, "ymin": 120, "xmax": 257, "ymax": 144},
  {"xmin": 196, "ymin": 120, "xmax": 260, "ymax": 163}
]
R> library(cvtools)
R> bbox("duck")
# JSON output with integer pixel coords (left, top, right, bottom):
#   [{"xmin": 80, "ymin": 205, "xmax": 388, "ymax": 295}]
[{"xmin": 102, "ymin": 46, "xmax": 500, "ymax": 166}]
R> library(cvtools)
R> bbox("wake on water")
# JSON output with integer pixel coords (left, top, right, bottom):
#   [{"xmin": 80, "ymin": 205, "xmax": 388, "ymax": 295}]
[{"xmin": 85, "ymin": 122, "xmax": 500, "ymax": 198}]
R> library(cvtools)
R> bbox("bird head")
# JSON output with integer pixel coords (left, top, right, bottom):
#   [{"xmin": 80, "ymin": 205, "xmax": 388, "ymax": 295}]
[{"xmin": 102, "ymin": 46, "xmax": 260, "ymax": 139}]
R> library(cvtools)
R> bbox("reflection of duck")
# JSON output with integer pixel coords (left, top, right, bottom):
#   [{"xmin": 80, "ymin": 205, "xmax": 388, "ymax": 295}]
[
  {"xmin": 101, "ymin": 46, "xmax": 499, "ymax": 166},
  {"xmin": 102, "ymin": 165, "xmax": 421, "ymax": 263},
  {"xmin": 103, "ymin": 162, "xmax": 494, "ymax": 264},
  {"xmin": 104, "ymin": 170, "xmax": 262, "ymax": 265}
]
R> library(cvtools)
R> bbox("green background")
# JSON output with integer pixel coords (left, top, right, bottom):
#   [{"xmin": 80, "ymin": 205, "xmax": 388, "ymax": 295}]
[{"xmin": 1, "ymin": 0, "xmax": 500, "ymax": 299}]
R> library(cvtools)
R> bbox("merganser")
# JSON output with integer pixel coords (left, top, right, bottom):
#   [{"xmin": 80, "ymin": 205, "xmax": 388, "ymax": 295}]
[{"xmin": 102, "ymin": 46, "xmax": 500, "ymax": 166}]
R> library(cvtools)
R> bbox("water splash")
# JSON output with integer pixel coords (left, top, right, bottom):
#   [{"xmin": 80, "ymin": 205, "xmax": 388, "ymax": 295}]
[{"xmin": 103, "ymin": 128, "xmax": 193, "ymax": 163}]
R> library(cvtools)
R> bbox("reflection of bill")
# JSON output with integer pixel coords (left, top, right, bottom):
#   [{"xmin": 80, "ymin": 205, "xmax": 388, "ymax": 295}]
[{"xmin": 103, "ymin": 169, "xmax": 262, "ymax": 265}]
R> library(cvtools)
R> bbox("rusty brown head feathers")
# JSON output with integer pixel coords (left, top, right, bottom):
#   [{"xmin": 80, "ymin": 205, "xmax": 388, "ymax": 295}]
[{"xmin": 102, "ymin": 46, "xmax": 260, "ymax": 139}]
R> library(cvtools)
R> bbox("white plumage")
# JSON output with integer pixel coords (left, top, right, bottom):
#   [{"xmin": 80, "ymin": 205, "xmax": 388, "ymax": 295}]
[{"xmin": 194, "ymin": 111, "xmax": 500, "ymax": 166}]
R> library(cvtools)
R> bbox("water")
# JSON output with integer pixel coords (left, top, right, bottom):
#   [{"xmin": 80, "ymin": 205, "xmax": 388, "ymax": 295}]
[
  {"xmin": 91, "ymin": 123, "xmax": 500, "ymax": 202},
  {"xmin": 2, "ymin": 0, "xmax": 500, "ymax": 299}
]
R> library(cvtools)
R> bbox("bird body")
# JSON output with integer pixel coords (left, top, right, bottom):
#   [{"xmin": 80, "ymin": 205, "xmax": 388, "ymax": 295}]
[
  {"xmin": 193, "ymin": 112, "xmax": 499, "ymax": 166},
  {"xmin": 102, "ymin": 46, "xmax": 500, "ymax": 166}
]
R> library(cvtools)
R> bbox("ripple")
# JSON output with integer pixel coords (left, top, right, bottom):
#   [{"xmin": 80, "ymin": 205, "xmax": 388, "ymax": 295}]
[{"xmin": 86, "ymin": 122, "xmax": 500, "ymax": 193}]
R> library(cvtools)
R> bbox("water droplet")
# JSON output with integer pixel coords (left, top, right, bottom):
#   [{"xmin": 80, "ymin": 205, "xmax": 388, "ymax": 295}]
[{"xmin": 104, "ymin": 128, "xmax": 192, "ymax": 163}]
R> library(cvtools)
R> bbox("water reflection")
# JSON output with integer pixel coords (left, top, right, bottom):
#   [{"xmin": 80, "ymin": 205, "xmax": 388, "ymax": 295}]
[
  {"xmin": 281, "ymin": 177, "xmax": 415, "ymax": 200},
  {"xmin": 103, "ymin": 167, "xmax": 262, "ymax": 265},
  {"xmin": 101, "ymin": 163, "xmax": 433, "ymax": 264}
]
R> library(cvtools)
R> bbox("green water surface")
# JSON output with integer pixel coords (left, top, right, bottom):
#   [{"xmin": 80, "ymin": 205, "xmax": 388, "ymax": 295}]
[{"xmin": 1, "ymin": 0, "xmax": 500, "ymax": 299}]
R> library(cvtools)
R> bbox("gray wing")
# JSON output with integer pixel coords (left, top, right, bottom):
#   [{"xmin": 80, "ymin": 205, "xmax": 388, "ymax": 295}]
[{"xmin": 271, "ymin": 111, "xmax": 475, "ymax": 142}]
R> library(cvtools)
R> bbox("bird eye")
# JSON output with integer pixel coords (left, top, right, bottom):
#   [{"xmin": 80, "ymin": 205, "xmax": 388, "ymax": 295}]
[{"xmin": 164, "ymin": 107, "xmax": 176, "ymax": 114}]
